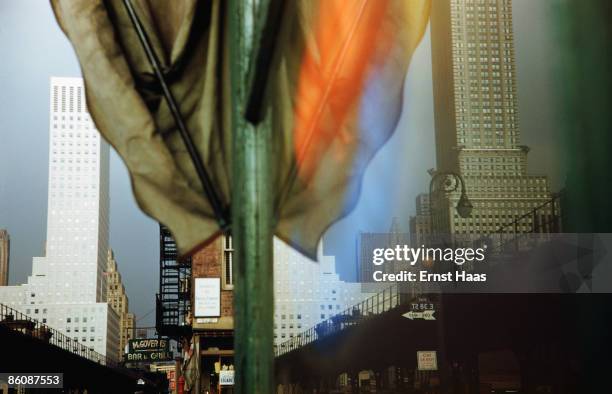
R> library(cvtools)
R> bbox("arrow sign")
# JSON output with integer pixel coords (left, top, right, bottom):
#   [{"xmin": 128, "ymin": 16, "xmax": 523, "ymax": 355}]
[
  {"xmin": 404, "ymin": 311, "xmax": 422, "ymax": 320},
  {"xmin": 403, "ymin": 310, "xmax": 436, "ymax": 320}
]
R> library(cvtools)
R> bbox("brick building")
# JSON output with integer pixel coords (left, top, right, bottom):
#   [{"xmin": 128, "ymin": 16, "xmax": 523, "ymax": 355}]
[{"xmin": 182, "ymin": 234, "xmax": 234, "ymax": 393}]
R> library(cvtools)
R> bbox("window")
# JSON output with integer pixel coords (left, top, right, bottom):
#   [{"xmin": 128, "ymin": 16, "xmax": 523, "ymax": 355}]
[{"xmin": 222, "ymin": 235, "xmax": 234, "ymax": 290}]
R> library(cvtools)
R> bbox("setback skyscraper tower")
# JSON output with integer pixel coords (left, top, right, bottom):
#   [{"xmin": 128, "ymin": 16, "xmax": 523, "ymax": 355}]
[
  {"xmin": 420, "ymin": 0, "xmax": 558, "ymax": 236},
  {"xmin": 0, "ymin": 77, "xmax": 119, "ymax": 359}
]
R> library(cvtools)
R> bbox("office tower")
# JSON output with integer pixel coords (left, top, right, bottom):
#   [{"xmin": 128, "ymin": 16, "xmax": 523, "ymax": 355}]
[
  {"xmin": 0, "ymin": 77, "xmax": 119, "ymax": 359},
  {"xmin": 409, "ymin": 194, "xmax": 431, "ymax": 245},
  {"xmin": 0, "ymin": 230, "xmax": 9, "ymax": 286},
  {"xmin": 425, "ymin": 0, "xmax": 558, "ymax": 236},
  {"xmin": 274, "ymin": 238, "xmax": 371, "ymax": 348},
  {"xmin": 106, "ymin": 249, "xmax": 134, "ymax": 360}
]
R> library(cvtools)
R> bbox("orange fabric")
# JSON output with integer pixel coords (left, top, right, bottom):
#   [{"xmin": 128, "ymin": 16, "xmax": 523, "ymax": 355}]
[{"xmin": 293, "ymin": 0, "xmax": 392, "ymax": 180}]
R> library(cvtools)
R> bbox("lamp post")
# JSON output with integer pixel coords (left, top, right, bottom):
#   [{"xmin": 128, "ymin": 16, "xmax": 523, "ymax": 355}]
[
  {"xmin": 428, "ymin": 170, "xmax": 473, "ymax": 235},
  {"xmin": 426, "ymin": 170, "xmax": 472, "ymax": 393}
]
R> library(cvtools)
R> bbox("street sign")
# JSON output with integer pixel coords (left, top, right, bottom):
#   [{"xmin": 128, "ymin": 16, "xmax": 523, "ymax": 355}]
[
  {"xmin": 403, "ymin": 310, "xmax": 436, "ymax": 320},
  {"xmin": 124, "ymin": 338, "xmax": 173, "ymax": 363},
  {"xmin": 405, "ymin": 296, "xmax": 436, "ymax": 320},
  {"xmin": 417, "ymin": 351, "xmax": 438, "ymax": 371},
  {"xmin": 219, "ymin": 370, "xmax": 235, "ymax": 386}
]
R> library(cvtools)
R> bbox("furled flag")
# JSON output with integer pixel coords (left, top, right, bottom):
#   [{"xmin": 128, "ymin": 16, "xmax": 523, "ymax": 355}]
[{"xmin": 51, "ymin": 0, "xmax": 430, "ymax": 258}]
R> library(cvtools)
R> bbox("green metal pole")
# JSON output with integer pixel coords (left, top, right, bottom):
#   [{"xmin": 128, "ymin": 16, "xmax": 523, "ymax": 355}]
[{"xmin": 230, "ymin": 0, "xmax": 274, "ymax": 393}]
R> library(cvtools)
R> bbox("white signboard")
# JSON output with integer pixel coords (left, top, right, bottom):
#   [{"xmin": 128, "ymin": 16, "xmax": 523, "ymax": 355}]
[
  {"xmin": 194, "ymin": 278, "xmax": 221, "ymax": 317},
  {"xmin": 403, "ymin": 310, "xmax": 436, "ymax": 320},
  {"xmin": 219, "ymin": 370, "xmax": 235, "ymax": 386},
  {"xmin": 417, "ymin": 351, "xmax": 438, "ymax": 371}
]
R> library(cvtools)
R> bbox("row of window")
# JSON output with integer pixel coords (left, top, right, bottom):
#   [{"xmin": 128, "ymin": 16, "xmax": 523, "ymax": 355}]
[
  {"xmin": 72, "ymin": 336, "xmax": 101, "ymax": 343},
  {"xmin": 66, "ymin": 326, "xmax": 96, "ymax": 333},
  {"xmin": 275, "ymin": 323, "xmax": 303, "ymax": 330},
  {"xmin": 278, "ymin": 313, "xmax": 302, "ymax": 320},
  {"xmin": 52, "ymin": 86, "xmax": 85, "ymax": 113}
]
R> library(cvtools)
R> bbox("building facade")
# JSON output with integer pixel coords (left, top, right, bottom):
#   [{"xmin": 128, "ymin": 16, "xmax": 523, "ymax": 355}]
[
  {"xmin": 274, "ymin": 238, "xmax": 371, "ymax": 348},
  {"xmin": 409, "ymin": 194, "xmax": 432, "ymax": 245},
  {"xmin": 0, "ymin": 229, "xmax": 9, "ymax": 286},
  {"xmin": 176, "ymin": 233, "xmax": 371, "ymax": 390},
  {"xmin": 0, "ymin": 77, "xmax": 119, "ymax": 359},
  {"xmin": 422, "ymin": 0, "xmax": 558, "ymax": 237},
  {"xmin": 106, "ymin": 249, "xmax": 135, "ymax": 360},
  {"xmin": 181, "ymin": 234, "xmax": 234, "ymax": 393}
]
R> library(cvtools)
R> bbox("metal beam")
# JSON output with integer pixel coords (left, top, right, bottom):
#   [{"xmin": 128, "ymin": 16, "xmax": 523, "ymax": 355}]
[{"xmin": 122, "ymin": 0, "xmax": 229, "ymax": 231}]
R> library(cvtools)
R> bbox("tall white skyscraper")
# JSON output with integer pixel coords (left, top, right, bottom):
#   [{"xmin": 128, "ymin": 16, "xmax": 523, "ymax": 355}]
[
  {"xmin": 273, "ymin": 238, "xmax": 372, "ymax": 347},
  {"xmin": 0, "ymin": 77, "xmax": 119, "ymax": 359}
]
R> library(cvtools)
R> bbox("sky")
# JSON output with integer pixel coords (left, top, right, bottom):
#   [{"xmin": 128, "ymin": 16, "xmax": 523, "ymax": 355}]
[
  {"xmin": 0, "ymin": 1, "xmax": 563, "ymax": 326},
  {"xmin": 0, "ymin": 1, "xmax": 159, "ymax": 327}
]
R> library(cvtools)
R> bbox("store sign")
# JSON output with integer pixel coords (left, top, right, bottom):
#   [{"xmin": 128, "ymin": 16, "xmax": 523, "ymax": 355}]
[
  {"xmin": 219, "ymin": 370, "xmax": 235, "ymax": 386},
  {"xmin": 417, "ymin": 351, "xmax": 438, "ymax": 371},
  {"xmin": 194, "ymin": 278, "xmax": 221, "ymax": 317},
  {"xmin": 124, "ymin": 338, "xmax": 172, "ymax": 362}
]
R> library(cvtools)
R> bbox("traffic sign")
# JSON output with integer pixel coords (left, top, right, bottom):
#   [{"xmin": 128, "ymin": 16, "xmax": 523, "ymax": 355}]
[{"xmin": 403, "ymin": 310, "xmax": 436, "ymax": 320}]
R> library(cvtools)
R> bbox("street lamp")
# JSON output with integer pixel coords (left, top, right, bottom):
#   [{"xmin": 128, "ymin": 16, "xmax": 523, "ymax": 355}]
[
  {"xmin": 426, "ymin": 170, "xmax": 472, "ymax": 392},
  {"xmin": 428, "ymin": 170, "xmax": 473, "ymax": 233},
  {"xmin": 456, "ymin": 189, "xmax": 473, "ymax": 219}
]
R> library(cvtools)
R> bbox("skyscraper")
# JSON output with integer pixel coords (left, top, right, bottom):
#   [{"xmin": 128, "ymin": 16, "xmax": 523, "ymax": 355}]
[
  {"xmin": 274, "ymin": 238, "xmax": 371, "ymax": 348},
  {"xmin": 409, "ymin": 194, "xmax": 431, "ymax": 245},
  {"xmin": 0, "ymin": 77, "xmax": 119, "ymax": 359},
  {"xmin": 421, "ymin": 0, "xmax": 558, "ymax": 236},
  {"xmin": 0, "ymin": 229, "xmax": 9, "ymax": 286},
  {"xmin": 106, "ymin": 249, "xmax": 135, "ymax": 361}
]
